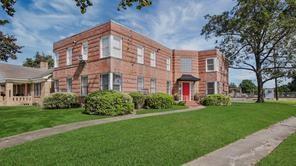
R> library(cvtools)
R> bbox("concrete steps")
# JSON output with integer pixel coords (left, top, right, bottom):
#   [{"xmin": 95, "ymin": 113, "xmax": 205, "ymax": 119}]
[{"xmin": 185, "ymin": 101, "xmax": 200, "ymax": 108}]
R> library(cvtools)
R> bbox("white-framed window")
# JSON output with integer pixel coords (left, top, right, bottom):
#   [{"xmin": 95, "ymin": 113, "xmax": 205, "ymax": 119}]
[
  {"xmin": 101, "ymin": 74, "xmax": 109, "ymax": 90},
  {"xmin": 181, "ymin": 58, "xmax": 192, "ymax": 72},
  {"xmin": 54, "ymin": 52, "xmax": 59, "ymax": 68},
  {"xmin": 54, "ymin": 80, "xmax": 59, "ymax": 92},
  {"xmin": 66, "ymin": 78, "xmax": 72, "ymax": 93},
  {"xmin": 206, "ymin": 58, "xmax": 219, "ymax": 72},
  {"xmin": 81, "ymin": 42, "xmax": 88, "ymax": 60},
  {"xmin": 207, "ymin": 82, "xmax": 217, "ymax": 95},
  {"xmin": 34, "ymin": 83, "xmax": 41, "ymax": 97},
  {"xmin": 137, "ymin": 46, "xmax": 144, "ymax": 64},
  {"xmin": 137, "ymin": 76, "xmax": 144, "ymax": 91},
  {"xmin": 100, "ymin": 73, "xmax": 122, "ymax": 91},
  {"xmin": 150, "ymin": 79, "xmax": 156, "ymax": 93},
  {"xmin": 150, "ymin": 51, "xmax": 156, "ymax": 67},
  {"xmin": 113, "ymin": 73, "xmax": 122, "ymax": 91},
  {"xmin": 100, "ymin": 35, "xmax": 122, "ymax": 59},
  {"xmin": 66, "ymin": 48, "xmax": 72, "ymax": 65},
  {"xmin": 166, "ymin": 58, "xmax": 171, "ymax": 71},
  {"xmin": 81, "ymin": 76, "xmax": 88, "ymax": 96},
  {"xmin": 166, "ymin": 81, "xmax": 171, "ymax": 95}
]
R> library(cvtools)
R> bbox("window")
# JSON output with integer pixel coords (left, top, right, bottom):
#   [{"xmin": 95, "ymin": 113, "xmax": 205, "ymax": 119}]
[
  {"xmin": 181, "ymin": 58, "xmax": 192, "ymax": 72},
  {"xmin": 54, "ymin": 52, "xmax": 59, "ymax": 68},
  {"xmin": 166, "ymin": 81, "xmax": 171, "ymax": 95},
  {"xmin": 137, "ymin": 46, "xmax": 144, "ymax": 64},
  {"xmin": 113, "ymin": 73, "xmax": 122, "ymax": 91},
  {"xmin": 112, "ymin": 36, "xmax": 122, "ymax": 58},
  {"xmin": 101, "ymin": 74, "xmax": 109, "ymax": 90},
  {"xmin": 206, "ymin": 58, "xmax": 218, "ymax": 72},
  {"xmin": 100, "ymin": 35, "xmax": 122, "ymax": 58},
  {"xmin": 207, "ymin": 82, "xmax": 216, "ymax": 95},
  {"xmin": 67, "ymin": 78, "xmax": 72, "ymax": 92},
  {"xmin": 150, "ymin": 52, "xmax": 156, "ymax": 67},
  {"xmin": 81, "ymin": 76, "xmax": 88, "ymax": 96},
  {"xmin": 166, "ymin": 58, "xmax": 171, "ymax": 71},
  {"xmin": 66, "ymin": 48, "xmax": 72, "ymax": 65},
  {"xmin": 54, "ymin": 80, "xmax": 59, "ymax": 92},
  {"xmin": 81, "ymin": 42, "xmax": 88, "ymax": 60},
  {"xmin": 137, "ymin": 76, "xmax": 144, "ymax": 91},
  {"xmin": 150, "ymin": 79, "xmax": 156, "ymax": 93},
  {"xmin": 34, "ymin": 83, "xmax": 41, "ymax": 97}
]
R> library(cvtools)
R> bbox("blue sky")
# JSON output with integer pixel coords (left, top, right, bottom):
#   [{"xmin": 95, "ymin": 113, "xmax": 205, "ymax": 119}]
[{"xmin": 0, "ymin": 0, "xmax": 280, "ymax": 87}]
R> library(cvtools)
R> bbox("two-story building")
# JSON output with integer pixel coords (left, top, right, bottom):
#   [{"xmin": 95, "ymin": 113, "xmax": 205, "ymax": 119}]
[{"xmin": 53, "ymin": 20, "xmax": 229, "ymax": 102}]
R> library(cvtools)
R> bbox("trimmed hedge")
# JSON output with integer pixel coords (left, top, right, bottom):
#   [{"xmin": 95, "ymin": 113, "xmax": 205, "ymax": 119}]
[
  {"xmin": 200, "ymin": 94, "xmax": 231, "ymax": 106},
  {"xmin": 129, "ymin": 92, "xmax": 146, "ymax": 109},
  {"xmin": 145, "ymin": 93, "xmax": 174, "ymax": 109},
  {"xmin": 84, "ymin": 90, "xmax": 133, "ymax": 116},
  {"xmin": 43, "ymin": 93, "xmax": 79, "ymax": 109}
]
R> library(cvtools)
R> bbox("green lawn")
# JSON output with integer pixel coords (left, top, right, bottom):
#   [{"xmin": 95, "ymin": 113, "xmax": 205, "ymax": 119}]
[
  {"xmin": 0, "ymin": 103, "xmax": 295, "ymax": 165},
  {"xmin": 0, "ymin": 106, "xmax": 107, "ymax": 138},
  {"xmin": 136, "ymin": 105, "xmax": 188, "ymax": 114},
  {"xmin": 257, "ymin": 133, "xmax": 296, "ymax": 166}
]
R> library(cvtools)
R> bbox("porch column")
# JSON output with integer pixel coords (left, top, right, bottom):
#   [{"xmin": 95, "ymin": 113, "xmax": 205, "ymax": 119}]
[
  {"xmin": 40, "ymin": 81, "xmax": 51, "ymax": 106},
  {"xmin": 24, "ymin": 84, "xmax": 28, "ymax": 96},
  {"xmin": 5, "ymin": 83, "xmax": 13, "ymax": 105}
]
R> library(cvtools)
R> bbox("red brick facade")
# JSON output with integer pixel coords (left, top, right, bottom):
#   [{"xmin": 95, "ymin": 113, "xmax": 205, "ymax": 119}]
[{"xmin": 53, "ymin": 21, "xmax": 228, "ymax": 101}]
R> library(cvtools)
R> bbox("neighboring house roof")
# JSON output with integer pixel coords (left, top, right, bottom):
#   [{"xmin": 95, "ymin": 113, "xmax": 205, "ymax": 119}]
[{"xmin": 0, "ymin": 63, "xmax": 53, "ymax": 83}]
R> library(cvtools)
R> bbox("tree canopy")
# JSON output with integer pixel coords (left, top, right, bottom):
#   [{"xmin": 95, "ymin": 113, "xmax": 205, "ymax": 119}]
[
  {"xmin": 23, "ymin": 52, "xmax": 54, "ymax": 69},
  {"xmin": 239, "ymin": 80, "xmax": 257, "ymax": 94},
  {"xmin": 202, "ymin": 0, "xmax": 296, "ymax": 102}
]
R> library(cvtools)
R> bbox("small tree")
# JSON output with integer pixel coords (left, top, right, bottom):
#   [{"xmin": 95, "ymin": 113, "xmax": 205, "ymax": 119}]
[{"xmin": 239, "ymin": 80, "xmax": 257, "ymax": 94}]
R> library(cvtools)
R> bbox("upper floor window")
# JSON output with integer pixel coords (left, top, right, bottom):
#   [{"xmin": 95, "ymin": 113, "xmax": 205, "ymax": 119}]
[
  {"xmin": 150, "ymin": 79, "xmax": 156, "ymax": 93},
  {"xmin": 100, "ymin": 35, "xmax": 122, "ymax": 59},
  {"xmin": 137, "ymin": 46, "xmax": 144, "ymax": 64},
  {"xmin": 66, "ymin": 78, "xmax": 72, "ymax": 93},
  {"xmin": 206, "ymin": 58, "xmax": 218, "ymax": 72},
  {"xmin": 81, "ymin": 42, "xmax": 88, "ymax": 60},
  {"xmin": 66, "ymin": 48, "xmax": 72, "ymax": 65},
  {"xmin": 181, "ymin": 58, "xmax": 192, "ymax": 72},
  {"xmin": 150, "ymin": 52, "xmax": 156, "ymax": 67},
  {"xmin": 166, "ymin": 58, "xmax": 171, "ymax": 71},
  {"xmin": 54, "ymin": 52, "xmax": 59, "ymax": 68}
]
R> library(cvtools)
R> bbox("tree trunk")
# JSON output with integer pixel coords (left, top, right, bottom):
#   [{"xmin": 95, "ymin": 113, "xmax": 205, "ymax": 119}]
[
  {"xmin": 275, "ymin": 78, "xmax": 279, "ymax": 101},
  {"xmin": 256, "ymin": 73, "xmax": 265, "ymax": 103}
]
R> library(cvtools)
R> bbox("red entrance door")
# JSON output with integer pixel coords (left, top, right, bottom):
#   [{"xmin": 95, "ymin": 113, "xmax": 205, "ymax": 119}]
[{"xmin": 182, "ymin": 83, "xmax": 190, "ymax": 101}]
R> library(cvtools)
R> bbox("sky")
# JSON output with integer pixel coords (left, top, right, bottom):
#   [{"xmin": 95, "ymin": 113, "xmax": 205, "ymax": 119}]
[{"xmin": 0, "ymin": 0, "xmax": 283, "ymax": 87}]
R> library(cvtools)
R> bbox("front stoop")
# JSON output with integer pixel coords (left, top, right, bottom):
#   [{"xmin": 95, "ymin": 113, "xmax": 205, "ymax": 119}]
[{"xmin": 185, "ymin": 101, "xmax": 200, "ymax": 108}]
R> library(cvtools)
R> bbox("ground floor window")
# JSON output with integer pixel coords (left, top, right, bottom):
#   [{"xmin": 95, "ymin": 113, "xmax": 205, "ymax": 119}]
[
  {"xmin": 207, "ymin": 82, "xmax": 216, "ymax": 94},
  {"xmin": 34, "ymin": 83, "xmax": 41, "ymax": 97},
  {"xmin": 81, "ymin": 76, "xmax": 88, "ymax": 96},
  {"xmin": 54, "ymin": 80, "xmax": 59, "ymax": 92},
  {"xmin": 150, "ymin": 79, "xmax": 156, "ymax": 93},
  {"xmin": 166, "ymin": 81, "xmax": 171, "ymax": 95},
  {"xmin": 100, "ymin": 73, "xmax": 122, "ymax": 91},
  {"xmin": 137, "ymin": 76, "xmax": 144, "ymax": 92},
  {"xmin": 67, "ymin": 78, "xmax": 72, "ymax": 93}
]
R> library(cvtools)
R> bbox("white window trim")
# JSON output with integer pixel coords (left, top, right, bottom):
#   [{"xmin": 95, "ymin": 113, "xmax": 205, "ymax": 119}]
[
  {"xmin": 66, "ymin": 78, "xmax": 72, "ymax": 93},
  {"xmin": 150, "ymin": 51, "xmax": 156, "ymax": 67},
  {"xmin": 100, "ymin": 35, "xmax": 122, "ymax": 59},
  {"xmin": 81, "ymin": 41, "xmax": 88, "ymax": 60},
  {"xmin": 206, "ymin": 82, "xmax": 218, "ymax": 95},
  {"xmin": 66, "ymin": 48, "xmax": 72, "ymax": 66},
  {"xmin": 206, "ymin": 58, "xmax": 218, "ymax": 72},
  {"xmin": 166, "ymin": 58, "xmax": 171, "ymax": 71},
  {"xmin": 80, "ymin": 76, "xmax": 88, "ymax": 96},
  {"xmin": 54, "ymin": 52, "xmax": 59, "ymax": 68},
  {"xmin": 137, "ymin": 46, "xmax": 144, "ymax": 64},
  {"xmin": 180, "ymin": 58, "xmax": 192, "ymax": 73}
]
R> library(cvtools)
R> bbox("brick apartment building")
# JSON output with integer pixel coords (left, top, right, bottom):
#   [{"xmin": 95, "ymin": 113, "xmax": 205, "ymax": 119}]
[{"xmin": 53, "ymin": 20, "xmax": 228, "ymax": 102}]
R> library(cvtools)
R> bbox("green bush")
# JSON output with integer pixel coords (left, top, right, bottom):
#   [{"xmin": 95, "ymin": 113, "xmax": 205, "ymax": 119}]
[
  {"xmin": 200, "ymin": 94, "xmax": 231, "ymax": 106},
  {"xmin": 175, "ymin": 101, "xmax": 186, "ymax": 106},
  {"xmin": 43, "ymin": 93, "xmax": 79, "ymax": 109},
  {"xmin": 84, "ymin": 90, "xmax": 133, "ymax": 116},
  {"xmin": 129, "ymin": 92, "xmax": 146, "ymax": 109},
  {"xmin": 145, "ymin": 93, "xmax": 174, "ymax": 109}
]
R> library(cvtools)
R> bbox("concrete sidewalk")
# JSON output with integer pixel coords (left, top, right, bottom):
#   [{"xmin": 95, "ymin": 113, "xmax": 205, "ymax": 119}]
[
  {"xmin": 0, "ymin": 106, "xmax": 204, "ymax": 150},
  {"xmin": 184, "ymin": 116, "xmax": 296, "ymax": 166}
]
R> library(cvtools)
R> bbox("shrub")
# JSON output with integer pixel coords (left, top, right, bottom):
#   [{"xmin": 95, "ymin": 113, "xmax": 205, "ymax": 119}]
[
  {"xmin": 145, "ymin": 93, "xmax": 174, "ymax": 109},
  {"xmin": 84, "ymin": 90, "xmax": 133, "ymax": 116},
  {"xmin": 200, "ymin": 94, "xmax": 231, "ymax": 106},
  {"xmin": 175, "ymin": 101, "xmax": 186, "ymax": 106},
  {"xmin": 129, "ymin": 92, "xmax": 146, "ymax": 109},
  {"xmin": 43, "ymin": 93, "xmax": 79, "ymax": 109}
]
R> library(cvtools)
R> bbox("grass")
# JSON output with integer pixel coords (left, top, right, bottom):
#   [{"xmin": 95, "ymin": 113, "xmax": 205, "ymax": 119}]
[
  {"xmin": 136, "ymin": 105, "xmax": 188, "ymax": 114},
  {"xmin": 0, "ymin": 106, "xmax": 107, "ymax": 138},
  {"xmin": 257, "ymin": 133, "xmax": 296, "ymax": 166},
  {"xmin": 0, "ymin": 102, "xmax": 295, "ymax": 165}
]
